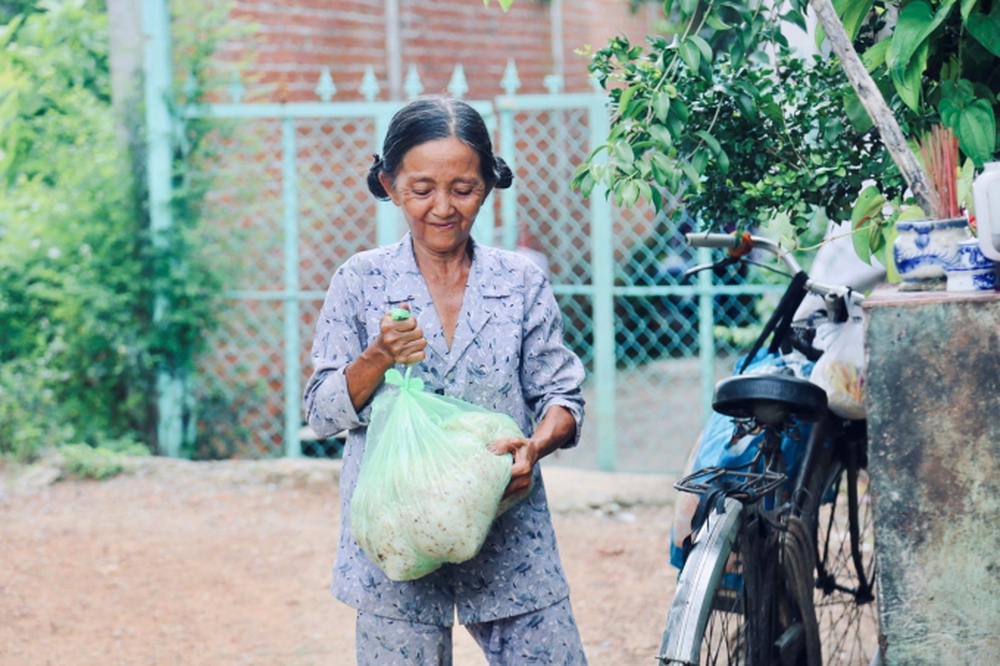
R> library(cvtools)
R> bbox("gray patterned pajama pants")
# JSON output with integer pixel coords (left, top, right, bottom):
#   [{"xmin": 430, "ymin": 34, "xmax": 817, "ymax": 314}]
[{"xmin": 355, "ymin": 598, "xmax": 589, "ymax": 665}]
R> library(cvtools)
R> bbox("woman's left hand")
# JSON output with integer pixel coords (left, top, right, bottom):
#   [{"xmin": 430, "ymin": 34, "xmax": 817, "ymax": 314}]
[
  {"xmin": 487, "ymin": 437, "xmax": 539, "ymax": 499},
  {"xmin": 487, "ymin": 405, "xmax": 576, "ymax": 499}
]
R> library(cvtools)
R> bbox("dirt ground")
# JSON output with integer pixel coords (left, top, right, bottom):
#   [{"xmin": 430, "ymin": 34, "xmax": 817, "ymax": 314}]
[{"xmin": 0, "ymin": 458, "xmax": 679, "ymax": 666}]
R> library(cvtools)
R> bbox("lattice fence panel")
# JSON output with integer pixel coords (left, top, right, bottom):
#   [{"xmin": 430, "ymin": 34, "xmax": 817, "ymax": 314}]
[
  {"xmin": 197, "ymin": 298, "xmax": 285, "ymax": 458},
  {"xmin": 199, "ymin": 119, "xmax": 286, "ymax": 290},
  {"xmin": 297, "ymin": 118, "xmax": 378, "ymax": 293},
  {"xmin": 512, "ymin": 109, "xmax": 592, "ymax": 287}
]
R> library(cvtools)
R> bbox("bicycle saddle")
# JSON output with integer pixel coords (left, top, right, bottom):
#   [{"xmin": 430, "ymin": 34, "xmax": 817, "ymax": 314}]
[{"xmin": 713, "ymin": 374, "xmax": 827, "ymax": 425}]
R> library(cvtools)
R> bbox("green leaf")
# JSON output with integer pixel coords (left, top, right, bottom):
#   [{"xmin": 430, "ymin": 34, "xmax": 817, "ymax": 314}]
[
  {"xmin": 691, "ymin": 148, "xmax": 709, "ymax": 175},
  {"xmin": 869, "ymin": 221, "xmax": 885, "ymax": 256},
  {"xmin": 958, "ymin": 157, "xmax": 976, "ymax": 212},
  {"xmin": 483, "ymin": 0, "xmax": 514, "ymax": 10},
  {"xmin": 679, "ymin": 0, "xmax": 698, "ymax": 19},
  {"xmin": 649, "ymin": 186, "xmax": 664, "ymax": 211},
  {"xmin": 842, "ymin": 91, "xmax": 874, "ymax": 133},
  {"xmin": 837, "ymin": 0, "xmax": 876, "ymax": 41},
  {"xmin": 679, "ymin": 160, "xmax": 702, "ymax": 189},
  {"xmin": 889, "ymin": 0, "xmax": 955, "ymax": 108},
  {"xmin": 961, "ymin": 0, "xmax": 979, "ymax": 22},
  {"xmin": 613, "ymin": 141, "xmax": 635, "ymax": 163},
  {"xmin": 890, "ymin": 41, "xmax": 930, "ymax": 111},
  {"xmin": 622, "ymin": 179, "xmax": 640, "ymax": 208},
  {"xmin": 878, "ymin": 223, "xmax": 901, "ymax": 283},
  {"xmin": 579, "ymin": 171, "xmax": 597, "ymax": 198},
  {"xmin": 689, "ymin": 35, "xmax": 713, "ymax": 62},
  {"xmin": 717, "ymin": 149, "xmax": 731, "ymax": 175},
  {"xmin": 653, "ymin": 91, "xmax": 671, "ymax": 123},
  {"xmin": 861, "ymin": 39, "xmax": 891, "ymax": 73},
  {"xmin": 704, "ymin": 12, "xmax": 732, "ymax": 30},
  {"xmin": 852, "ymin": 220, "xmax": 872, "ymax": 264},
  {"xmin": 695, "ymin": 130, "xmax": 722, "ymax": 155},
  {"xmin": 637, "ymin": 180, "xmax": 653, "ymax": 206},
  {"xmin": 956, "ymin": 98, "xmax": 997, "ymax": 166},
  {"xmin": 966, "ymin": 4, "xmax": 1000, "ymax": 57},
  {"xmin": 617, "ymin": 85, "xmax": 638, "ymax": 115},
  {"xmin": 852, "ymin": 186, "xmax": 886, "ymax": 226},
  {"xmin": 735, "ymin": 93, "xmax": 757, "ymax": 119},
  {"xmin": 679, "ymin": 38, "xmax": 701, "ymax": 72},
  {"xmin": 649, "ymin": 124, "xmax": 673, "ymax": 148}
]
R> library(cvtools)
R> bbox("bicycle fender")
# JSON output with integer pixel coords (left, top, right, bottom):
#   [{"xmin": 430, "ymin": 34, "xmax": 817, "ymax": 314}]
[{"xmin": 658, "ymin": 496, "xmax": 744, "ymax": 665}]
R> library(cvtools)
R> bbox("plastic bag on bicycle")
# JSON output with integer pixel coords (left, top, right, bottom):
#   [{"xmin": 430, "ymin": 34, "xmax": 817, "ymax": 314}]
[
  {"xmin": 809, "ymin": 303, "xmax": 867, "ymax": 420},
  {"xmin": 669, "ymin": 349, "xmax": 815, "ymax": 571}
]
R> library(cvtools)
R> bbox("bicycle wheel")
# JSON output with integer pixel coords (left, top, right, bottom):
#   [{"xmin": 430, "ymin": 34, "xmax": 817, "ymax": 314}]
[
  {"xmin": 659, "ymin": 497, "xmax": 748, "ymax": 665},
  {"xmin": 660, "ymin": 499, "xmax": 814, "ymax": 666},
  {"xmin": 699, "ymin": 528, "xmax": 747, "ymax": 665},
  {"xmin": 811, "ymin": 464, "xmax": 879, "ymax": 665}
]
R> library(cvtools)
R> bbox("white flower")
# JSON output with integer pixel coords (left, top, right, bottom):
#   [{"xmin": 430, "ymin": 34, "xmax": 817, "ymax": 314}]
[{"xmin": 46, "ymin": 247, "xmax": 62, "ymax": 260}]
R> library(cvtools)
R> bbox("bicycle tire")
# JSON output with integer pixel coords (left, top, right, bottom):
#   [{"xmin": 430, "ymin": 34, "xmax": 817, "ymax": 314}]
[
  {"xmin": 810, "ymin": 463, "xmax": 879, "ymax": 665},
  {"xmin": 658, "ymin": 496, "xmax": 747, "ymax": 665},
  {"xmin": 659, "ymin": 498, "xmax": 816, "ymax": 666}
]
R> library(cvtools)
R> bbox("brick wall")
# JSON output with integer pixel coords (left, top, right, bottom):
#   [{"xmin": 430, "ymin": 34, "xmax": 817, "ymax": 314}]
[{"xmin": 214, "ymin": 0, "xmax": 659, "ymax": 101}]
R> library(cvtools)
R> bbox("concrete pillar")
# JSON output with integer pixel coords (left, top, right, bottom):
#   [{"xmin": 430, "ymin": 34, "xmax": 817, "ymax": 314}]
[{"xmin": 864, "ymin": 286, "xmax": 1000, "ymax": 664}]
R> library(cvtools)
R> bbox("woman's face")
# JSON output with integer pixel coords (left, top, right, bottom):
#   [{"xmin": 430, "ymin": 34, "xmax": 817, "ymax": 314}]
[{"xmin": 379, "ymin": 136, "xmax": 489, "ymax": 257}]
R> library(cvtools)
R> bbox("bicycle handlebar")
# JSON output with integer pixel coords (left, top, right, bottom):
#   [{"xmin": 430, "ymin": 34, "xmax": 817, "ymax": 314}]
[{"xmin": 684, "ymin": 232, "xmax": 860, "ymax": 304}]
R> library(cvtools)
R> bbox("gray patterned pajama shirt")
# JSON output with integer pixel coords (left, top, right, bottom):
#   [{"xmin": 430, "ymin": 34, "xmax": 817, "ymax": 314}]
[{"xmin": 303, "ymin": 234, "xmax": 588, "ymax": 665}]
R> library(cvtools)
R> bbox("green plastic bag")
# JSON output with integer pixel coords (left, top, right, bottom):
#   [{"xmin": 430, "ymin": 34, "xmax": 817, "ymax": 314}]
[{"xmin": 350, "ymin": 367, "xmax": 527, "ymax": 581}]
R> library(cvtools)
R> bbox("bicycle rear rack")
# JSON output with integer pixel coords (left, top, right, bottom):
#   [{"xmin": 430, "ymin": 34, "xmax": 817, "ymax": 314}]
[{"xmin": 675, "ymin": 462, "xmax": 786, "ymax": 505}]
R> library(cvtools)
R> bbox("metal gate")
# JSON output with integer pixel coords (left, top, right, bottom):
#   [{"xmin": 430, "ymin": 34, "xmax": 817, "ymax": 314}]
[{"xmin": 179, "ymin": 63, "xmax": 778, "ymax": 472}]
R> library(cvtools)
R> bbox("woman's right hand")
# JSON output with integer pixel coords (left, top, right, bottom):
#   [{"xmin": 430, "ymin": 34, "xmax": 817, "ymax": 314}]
[{"xmin": 375, "ymin": 304, "xmax": 427, "ymax": 366}]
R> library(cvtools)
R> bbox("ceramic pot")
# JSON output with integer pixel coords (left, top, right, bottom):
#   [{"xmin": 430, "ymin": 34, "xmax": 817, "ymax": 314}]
[
  {"xmin": 945, "ymin": 237, "xmax": 998, "ymax": 292},
  {"xmin": 893, "ymin": 217, "xmax": 969, "ymax": 290}
]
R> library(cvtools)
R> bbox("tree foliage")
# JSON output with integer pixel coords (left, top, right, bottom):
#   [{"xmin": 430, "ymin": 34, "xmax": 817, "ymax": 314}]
[
  {"xmin": 0, "ymin": 0, "xmax": 234, "ymax": 460},
  {"xmin": 487, "ymin": 0, "xmax": 1000, "ymax": 265}
]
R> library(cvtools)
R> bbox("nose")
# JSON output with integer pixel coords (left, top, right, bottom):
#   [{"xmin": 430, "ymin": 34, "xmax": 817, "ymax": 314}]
[{"xmin": 431, "ymin": 190, "xmax": 455, "ymax": 217}]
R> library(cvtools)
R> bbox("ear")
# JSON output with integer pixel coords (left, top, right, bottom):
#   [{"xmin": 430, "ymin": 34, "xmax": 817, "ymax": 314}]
[{"xmin": 378, "ymin": 171, "xmax": 401, "ymax": 205}]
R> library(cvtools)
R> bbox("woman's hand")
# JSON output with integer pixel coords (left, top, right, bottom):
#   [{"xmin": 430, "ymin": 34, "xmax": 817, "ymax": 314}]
[
  {"xmin": 375, "ymin": 304, "xmax": 427, "ymax": 366},
  {"xmin": 345, "ymin": 304, "xmax": 427, "ymax": 411},
  {"xmin": 487, "ymin": 405, "xmax": 577, "ymax": 499},
  {"xmin": 487, "ymin": 437, "xmax": 539, "ymax": 499}
]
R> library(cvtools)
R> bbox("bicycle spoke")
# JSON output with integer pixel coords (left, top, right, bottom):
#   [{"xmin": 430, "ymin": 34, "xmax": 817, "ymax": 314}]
[{"xmin": 813, "ymin": 468, "xmax": 879, "ymax": 666}]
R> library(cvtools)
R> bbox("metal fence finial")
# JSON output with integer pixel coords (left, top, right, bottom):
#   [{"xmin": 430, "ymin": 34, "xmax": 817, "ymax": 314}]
[
  {"xmin": 315, "ymin": 66, "xmax": 337, "ymax": 102},
  {"xmin": 404, "ymin": 63, "xmax": 424, "ymax": 99},
  {"xmin": 359, "ymin": 66, "xmax": 381, "ymax": 102},
  {"xmin": 447, "ymin": 64, "xmax": 469, "ymax": 99},
  {"xmin": 228, "ymin": 70, "xmax": 245, "ymax": 104},
  {"xmin": 544, "ymin": 74, "xmax": 564, "ymax": 95},
  {"xmin": 501, "ymin": 59, "xmax": 521, "ymax": 95}
]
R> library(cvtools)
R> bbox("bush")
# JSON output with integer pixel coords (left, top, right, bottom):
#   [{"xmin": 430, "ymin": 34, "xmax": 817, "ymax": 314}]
[
  {"xmin": 60, "ymin": 439, "xmax": 150, "ymax": 480},
  {"xmin": 0, "ymin": 1, "xmax": 160, "ymax": 458}
]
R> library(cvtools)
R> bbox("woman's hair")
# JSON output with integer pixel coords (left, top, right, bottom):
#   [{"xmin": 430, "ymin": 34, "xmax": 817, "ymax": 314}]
[{"xmin": 367, "ymin": 96, "xmax": 514, "ymax": 201}]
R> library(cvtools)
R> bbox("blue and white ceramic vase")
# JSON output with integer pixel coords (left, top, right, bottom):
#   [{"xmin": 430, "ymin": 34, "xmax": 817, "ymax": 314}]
[
  {"xmin": 893, "ymin": 217, "xmax": 969, "ymax": 290},
  {"xmin": 945, "ymin": 237, "xmax": 998, "ymax": 292}
]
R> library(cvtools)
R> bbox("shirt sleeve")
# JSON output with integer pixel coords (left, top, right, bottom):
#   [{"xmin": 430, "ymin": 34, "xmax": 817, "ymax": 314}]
[
  {"xmin": 519, "ymin": 268, "xmax": 586, "ymax": 448},
  {"xmin": 303, "ymin": 262, "xmax": 371, "ymax": 438}
]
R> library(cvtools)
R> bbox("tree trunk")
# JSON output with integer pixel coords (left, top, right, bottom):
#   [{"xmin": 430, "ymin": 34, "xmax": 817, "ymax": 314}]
[{"xmin": 809, "ymin": 0, "xmax": 940, "ymax": 218}]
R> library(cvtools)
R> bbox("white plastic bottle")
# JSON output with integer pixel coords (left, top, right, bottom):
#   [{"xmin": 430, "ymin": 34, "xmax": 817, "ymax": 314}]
[{"xmin": 973, "ymin": 162, "xmax": 1000, "ymax": 261}]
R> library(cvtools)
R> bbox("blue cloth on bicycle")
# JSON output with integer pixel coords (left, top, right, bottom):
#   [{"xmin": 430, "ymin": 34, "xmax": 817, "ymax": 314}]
[{"xmin": 669, "ymin": 350, "xmax": 815, "ymax": 570}]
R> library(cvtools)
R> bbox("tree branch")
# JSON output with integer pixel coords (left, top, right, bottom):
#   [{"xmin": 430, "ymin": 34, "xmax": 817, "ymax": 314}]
[{"xmin": 808, "ymin": 0, "xmax": 939, "ymax": 217}]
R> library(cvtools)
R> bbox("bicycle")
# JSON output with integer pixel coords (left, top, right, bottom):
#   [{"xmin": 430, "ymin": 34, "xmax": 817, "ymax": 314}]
[{"xmin": 657, "ymin": 232, "xmax": 879, "ymax": 666}]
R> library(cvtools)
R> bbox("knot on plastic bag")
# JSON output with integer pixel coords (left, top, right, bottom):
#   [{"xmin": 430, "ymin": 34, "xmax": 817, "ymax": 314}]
[{"xmin": 384, "ymin": 367, "xmax": 424, "ymax": 392}]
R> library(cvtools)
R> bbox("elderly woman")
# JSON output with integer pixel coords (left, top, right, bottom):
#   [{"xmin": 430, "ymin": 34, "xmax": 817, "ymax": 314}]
[{"xmin": 303, "ymin": 96, "xmax": 588, "ymax": 666}]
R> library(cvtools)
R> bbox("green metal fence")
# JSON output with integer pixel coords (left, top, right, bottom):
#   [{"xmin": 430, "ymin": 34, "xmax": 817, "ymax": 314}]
[{"xmin": 178, "ymin": 62, "xmax": 780, "ymax": 472}]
